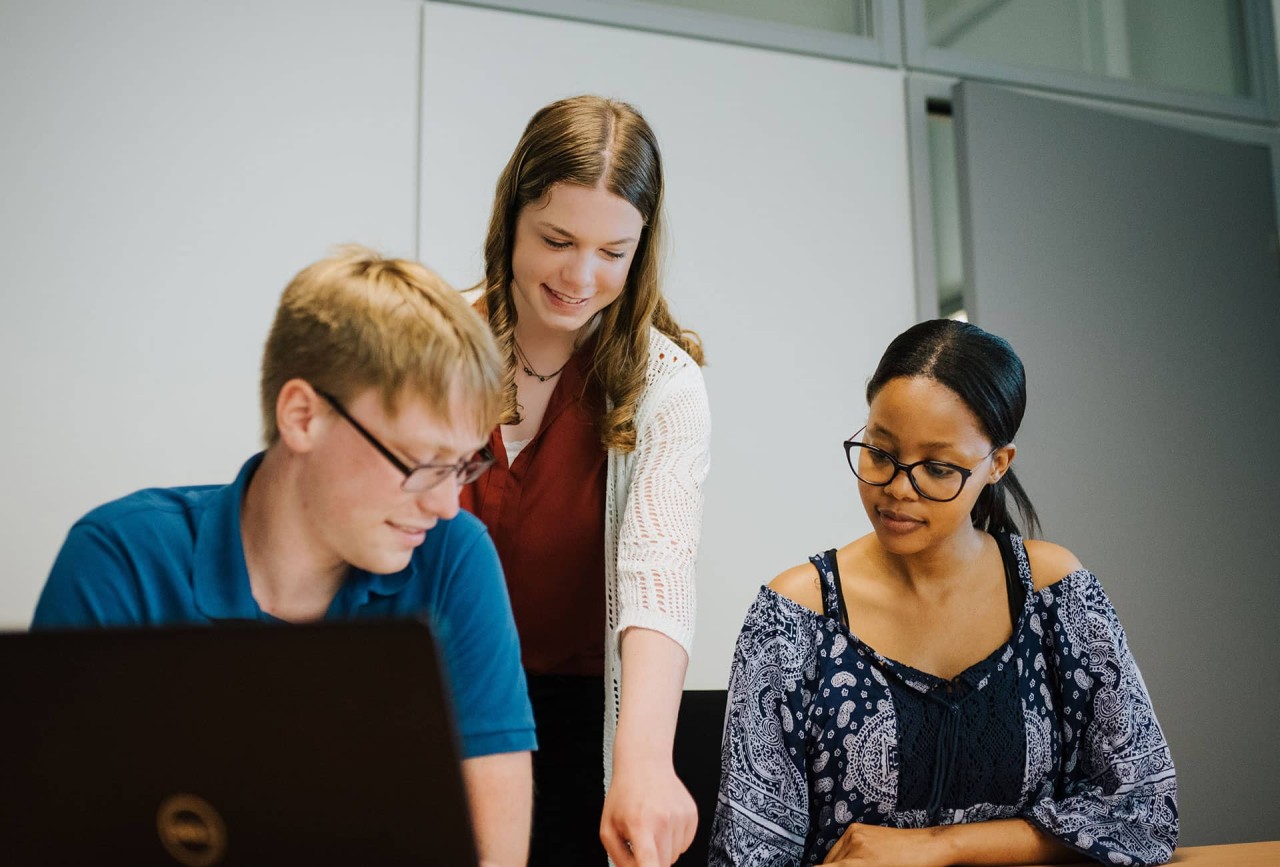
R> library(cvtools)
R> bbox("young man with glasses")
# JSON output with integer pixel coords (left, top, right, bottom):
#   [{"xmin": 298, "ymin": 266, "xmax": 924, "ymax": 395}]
[{"xmin": 31, "ymin": 246, "xmax": 535, "ymax": 867}]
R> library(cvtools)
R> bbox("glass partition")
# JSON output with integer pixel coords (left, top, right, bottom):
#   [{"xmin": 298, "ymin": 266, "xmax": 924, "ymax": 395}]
[
  {"xmin": 442, "ymin": 0, "xmax": 895, "ymax": 64},
  {"xmin": 641, "ymin": 0, "xmax": 874, "ymax": 36},
  {"xmin": 923, "ymin": 0, "xmax": 1250, "ymax": 98},
  {"xmin": 925, "ymin": 106, "xmax": 965, "ymax": 319},
  {"xmin": 907, "ymin": 0, "xmax": 1275, "ymax": 120}
]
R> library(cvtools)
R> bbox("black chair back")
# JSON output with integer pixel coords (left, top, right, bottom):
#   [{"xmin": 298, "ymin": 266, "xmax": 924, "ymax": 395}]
[{"xmin": 673, "ymin": 689, "xmax": 728, "ymax": 866}]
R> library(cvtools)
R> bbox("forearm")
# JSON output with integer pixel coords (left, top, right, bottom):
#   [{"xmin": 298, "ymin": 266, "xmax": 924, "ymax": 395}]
[
  {"xmin": 602, "ymin": 627, "xmax": 697, "ymax": 865},
  {"xmin": 461, "ymin": 751, "xmax": 532, "ymax": 867},
  {"xmin": 930, "ymin": 818, "xmax": 1079, "ymax": 866},
  {"xmin": 614, "ymin": 626, "xmax": 689, "ymax": 772}
]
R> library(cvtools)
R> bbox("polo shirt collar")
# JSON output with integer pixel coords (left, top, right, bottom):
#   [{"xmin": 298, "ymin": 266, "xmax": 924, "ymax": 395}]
[
  {"xmin": 344, "ymin": 553, "xmax": 415, "ymax": 609},
  {"xmin": 192, "ymin": 453, "xmax": 266, "ymax": 621},
  {"xmin": 191, "ymin": 453, "xmax": 417, "ymax": 621}
]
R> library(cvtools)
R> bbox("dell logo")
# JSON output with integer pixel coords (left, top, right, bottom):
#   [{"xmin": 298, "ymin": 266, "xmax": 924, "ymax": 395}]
[{"xmin": 156, "ymin": 793, "xmax": 228, "ymax": 867}]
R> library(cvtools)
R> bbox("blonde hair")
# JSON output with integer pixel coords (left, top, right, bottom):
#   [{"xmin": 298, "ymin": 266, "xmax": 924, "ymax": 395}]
[
  {"xmin": 481, "ymin": 95, "xmax": 703, "ymax": 454},
  {"xmin": 260, "ymin": 245, "xmax": 502, "ymax": 445}
]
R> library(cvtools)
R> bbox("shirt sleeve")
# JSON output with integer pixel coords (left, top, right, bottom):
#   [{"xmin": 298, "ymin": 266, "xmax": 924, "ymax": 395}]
[
  {"xmin": 430, "ymin": 518, "xmax": 536, "ymax": 760},
  {"xmin": 613, "ymin": 356, "xmax": 711, "ymax": 655},
  {"xmin": 1025, "ymin": 570, "xmax": 1178, "ymax": 865},
  {"xmin": 708, "ymin": 590, "xmax": 814, "ymax": 866},
  {"xmin": 31, "ymin": 520, "xmax": 146, "ymax": 628}
]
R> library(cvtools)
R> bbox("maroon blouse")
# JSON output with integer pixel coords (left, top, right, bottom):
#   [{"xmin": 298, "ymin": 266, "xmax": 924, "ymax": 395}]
[{"xmin": 461, "ymin": 345, "xmax": 608, "ymax": 676}]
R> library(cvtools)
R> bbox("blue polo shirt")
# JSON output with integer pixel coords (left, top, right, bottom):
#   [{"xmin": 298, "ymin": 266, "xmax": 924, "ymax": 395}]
[{"xmin": 32, "ymin": 453, "xmax": 536, "ymax": 759}]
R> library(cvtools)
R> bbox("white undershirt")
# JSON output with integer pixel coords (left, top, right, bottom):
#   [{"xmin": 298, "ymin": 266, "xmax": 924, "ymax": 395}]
[{"xmin": 503, "ymin": 437, "xmax": 529, "ymax": 466}]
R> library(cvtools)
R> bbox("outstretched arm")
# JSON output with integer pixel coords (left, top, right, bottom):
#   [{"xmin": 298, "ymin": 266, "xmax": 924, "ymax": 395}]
[
  {"xmin": 600, "ymin": 627, "xmax": 697, "ymax": 867},
  {"xmin": 604, "ymin": 353, "xmax": 711, "ymax": 866}
]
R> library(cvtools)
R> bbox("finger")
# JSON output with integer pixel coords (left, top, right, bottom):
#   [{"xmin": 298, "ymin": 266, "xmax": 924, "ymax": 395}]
[
  {"xmin": 652, "ymin": 819, "xmax": 679, "ymax": 866},
  {"xmin": 826, "ymin": 844, "xmax": 857, "ymax": 865},
  {"xmin": 623, "ymin": 814, "xmax": 677, "ymax": 867},
  {"xmin": 668, "ymin": 825, "xmax": 684, "ymax": 864},
  {"xmin": 675, "ymin": 808, "xmax": 697, "ymax": 855},
  {"xmin": 628, "ymin": 832, "xmax": 663, "ymax": 867},
  {"xmin": 655, "ymin": 828, "xmax": 676, "ymax": 867},
  {"xmin": 665, "ymin": 813, "xmax": 688, "ymax": 864},
  {"xmin": 599, "ymin": 822, "xmax": 634, "ymax": 866},
  {"xmin": 621, "ymin": 824, "xmax": 669, "ymax": 867}
]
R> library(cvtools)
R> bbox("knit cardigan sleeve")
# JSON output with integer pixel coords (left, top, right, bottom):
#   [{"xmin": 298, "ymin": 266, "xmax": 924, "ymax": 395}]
[{"xmin": 610, "ymin": 331, "xmax": 711, "ymax": 657}]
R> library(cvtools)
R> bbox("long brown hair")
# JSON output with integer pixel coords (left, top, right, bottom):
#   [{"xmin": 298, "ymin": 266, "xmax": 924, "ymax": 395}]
[{"xmin": 481, "ymin": 95, "xmax": 702, "ymax": 453}]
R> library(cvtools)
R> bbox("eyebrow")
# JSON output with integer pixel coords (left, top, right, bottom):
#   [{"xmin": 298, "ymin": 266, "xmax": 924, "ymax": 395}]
[
  {"xmin": 396, "ymin": 433, "xmax": 490, "ymax": 467},
  {"xmin": 383, "ymin": 425, "xmax": 439, "ymax": 467},
  {"xmin": 536, "ymin": 221, "xmax": 637, "ymax": 246},
  {"xmin": 383, "ymin": 436, "xmax": 424, "ymax": 468},
  {"xmin": 866, "ymin": 424, "xmax": 956, "ymax": 452}
]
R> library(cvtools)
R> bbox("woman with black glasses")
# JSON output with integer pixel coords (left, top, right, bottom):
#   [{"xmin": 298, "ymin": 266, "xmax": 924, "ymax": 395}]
[{"xmin": 709, "ymin": 319, "xmax": 1177, "ymax": 866}]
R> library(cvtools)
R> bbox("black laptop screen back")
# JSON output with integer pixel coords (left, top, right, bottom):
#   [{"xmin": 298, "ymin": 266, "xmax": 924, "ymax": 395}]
[{"xmin": 0, "ymin": 620, "xmax": 479, "ymax": 867}]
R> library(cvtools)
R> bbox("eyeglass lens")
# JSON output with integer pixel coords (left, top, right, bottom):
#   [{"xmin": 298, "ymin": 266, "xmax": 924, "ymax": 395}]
[
  {"xmin": 848, "ymin": 444, "xmax": 966, "ymax": 502},
  {"xmin": 402, "ymin": 454, "xmax": 492, "ymax": 493}
]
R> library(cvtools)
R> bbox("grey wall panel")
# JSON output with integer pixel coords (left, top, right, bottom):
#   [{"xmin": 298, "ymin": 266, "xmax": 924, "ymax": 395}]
[{"xmin": 955, "ymin": 81, "xmax": 1280, "ymax": 845}]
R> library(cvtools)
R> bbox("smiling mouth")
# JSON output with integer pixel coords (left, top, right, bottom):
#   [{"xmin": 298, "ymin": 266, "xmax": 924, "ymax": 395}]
[
  {"xmin": 389, "ymin": 521, "xmax": 431, "ymax": 536},
  {"xmin": 545, "ymin": 285, "xmax": 589, "ymax": 305}
]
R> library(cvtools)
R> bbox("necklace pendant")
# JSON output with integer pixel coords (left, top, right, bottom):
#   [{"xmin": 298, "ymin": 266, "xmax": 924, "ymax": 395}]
[{"xmin": 515, "ymin": 338, "xmax": 566, "ymax": 382}]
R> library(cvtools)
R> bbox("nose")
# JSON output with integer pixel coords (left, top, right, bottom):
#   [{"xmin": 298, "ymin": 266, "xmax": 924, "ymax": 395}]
[
  {"xmin": 883, "ymin": 466, "xmax": 918, "ymax": 500},
  {"xmin": 560, "ymin": 250, "xmax": 594, "ymax": 291},
  {"xmin": 415, "ymin": 475, "xmax": 462, "ymax": 521}
]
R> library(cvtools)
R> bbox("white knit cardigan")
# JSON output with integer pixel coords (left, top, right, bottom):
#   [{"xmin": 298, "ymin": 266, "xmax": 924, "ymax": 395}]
[
  {"xmin": 602, "ymin": 327, "xmax": 711, "ymax": 788},
  {"xmin": 462, "ymin": 286, "xmax": 712, "ymax": 789}
]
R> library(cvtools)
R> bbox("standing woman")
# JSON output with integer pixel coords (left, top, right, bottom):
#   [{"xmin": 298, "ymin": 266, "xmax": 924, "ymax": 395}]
[
  {"xmin": 461, "ymin": 95, "xmax": 710, "ymax": 866},
  {"xmin": 711, "ymin": 319, "xmax": 1177, "ymax": 866}
]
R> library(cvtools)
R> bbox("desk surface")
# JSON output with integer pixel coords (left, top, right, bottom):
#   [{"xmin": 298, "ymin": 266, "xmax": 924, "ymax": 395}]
[
  {"xmin": 1020, "ymin": 841, "xmax": 1280, "ymax": 866},
  {"xmin": 1170, "ymin": 842, "xmax": 1280, "ymax": 864}
]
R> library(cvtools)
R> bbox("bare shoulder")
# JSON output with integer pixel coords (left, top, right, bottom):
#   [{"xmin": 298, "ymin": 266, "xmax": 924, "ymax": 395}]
[
  {"xmin": 1023, "ymin": 539, "xmax": 1085, "ymax": 591},
  {"xmin": 768, "ymin": 562, "xmax": 824, "ymax": 615}
]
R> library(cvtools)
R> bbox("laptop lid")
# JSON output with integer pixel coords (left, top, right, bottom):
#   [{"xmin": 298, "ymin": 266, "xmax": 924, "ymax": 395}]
[{"xmin": 0, "ymin": 619, "xmax": 480, "ymax": 867}]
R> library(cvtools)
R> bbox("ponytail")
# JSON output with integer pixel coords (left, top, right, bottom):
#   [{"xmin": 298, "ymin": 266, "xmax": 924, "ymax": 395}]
[{"xmin": 971, "ymin": 467, "xmax": 1040, "ymax": 537}]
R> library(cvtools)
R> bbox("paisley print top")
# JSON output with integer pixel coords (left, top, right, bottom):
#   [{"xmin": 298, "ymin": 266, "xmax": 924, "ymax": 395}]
[{"xmin": 709, "ymin": 534, "xmax": 1177, "ymax": 866}]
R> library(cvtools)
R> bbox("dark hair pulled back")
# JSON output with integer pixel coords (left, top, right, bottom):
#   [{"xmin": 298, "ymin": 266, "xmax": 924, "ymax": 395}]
[{"xmin": 865, "ymin": 319, "xmax": 1040, "ymax": 537}]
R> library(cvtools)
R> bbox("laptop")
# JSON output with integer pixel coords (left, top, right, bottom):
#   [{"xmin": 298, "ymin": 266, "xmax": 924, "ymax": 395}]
[{"xmin": 0, "ymin": 619, "xmax": 480, "ymax": 866}]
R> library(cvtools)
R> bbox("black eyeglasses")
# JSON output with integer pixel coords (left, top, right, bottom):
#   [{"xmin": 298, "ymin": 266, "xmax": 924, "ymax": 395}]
[
  {"xmin": 318, "ymin": 390, "xmax": 494, "ymax": 494},
  {"xmin": 843, "ymin": 427, "xmax": 995, "ymax": 503}
]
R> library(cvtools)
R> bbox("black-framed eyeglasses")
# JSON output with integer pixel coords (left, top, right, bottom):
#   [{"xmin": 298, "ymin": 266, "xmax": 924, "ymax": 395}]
[
  {"xmin": 843, "ymin": 427, "xmax": 995, "ymax": 503},
  {"xmin": 317, "ymin": 390, "xmax": 494, "ymax": 494}
]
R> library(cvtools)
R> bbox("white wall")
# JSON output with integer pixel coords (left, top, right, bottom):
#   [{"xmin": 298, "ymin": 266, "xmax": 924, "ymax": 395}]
[
  {"xmin": 0, "ymin": 0, "xmax": 917, "ymax": 692},
  {"xmin": 0, "ymin": 0, "xmax": 422, "ymax": 626},
  {"xmin": 0, "ymin": 0, "xmax": 915, "ymax": 687},
  {"xmin": 418, "ymin": 2, "xmax": 916, "ymax": 688}
]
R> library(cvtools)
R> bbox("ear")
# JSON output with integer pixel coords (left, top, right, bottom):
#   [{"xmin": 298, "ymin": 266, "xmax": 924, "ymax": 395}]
[
  {"xmin": 275, "ymin": 379, "xmax": 326, "ymax": 454},
  {"xmin": 990, "ymin": 442, "xmax": 1017, "ymax": 484}
]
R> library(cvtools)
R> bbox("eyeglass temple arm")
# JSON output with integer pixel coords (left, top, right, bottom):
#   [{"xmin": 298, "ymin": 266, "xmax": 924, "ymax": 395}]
[{"xmin": 317, "ymin": 390, "xmax": 414, "ymax": 476}]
